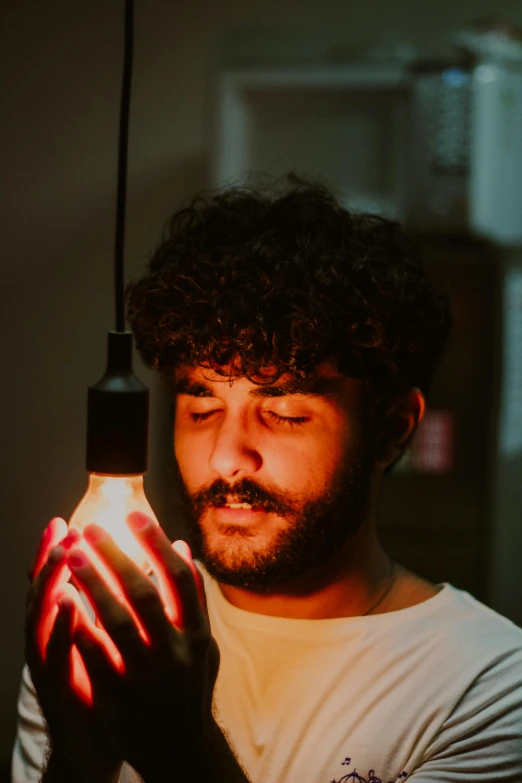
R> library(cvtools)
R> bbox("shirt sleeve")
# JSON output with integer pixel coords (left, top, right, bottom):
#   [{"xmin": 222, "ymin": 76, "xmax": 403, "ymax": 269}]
[
  {"xmin": 10, "ymin": 664, "xmax": 137, "ymax": 783},
  {"xmin": 11, "ymin": 664, "xmax": 48, "ymax": 783},
  {"xmin": 401, "ymin": 648, "xmax": 522, "ymax": 782}
]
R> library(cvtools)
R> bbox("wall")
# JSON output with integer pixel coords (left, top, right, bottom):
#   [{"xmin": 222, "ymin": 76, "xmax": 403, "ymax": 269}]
[{"xmin": 1, "ymin": 0, "xmax": 521, "ymax": 766}]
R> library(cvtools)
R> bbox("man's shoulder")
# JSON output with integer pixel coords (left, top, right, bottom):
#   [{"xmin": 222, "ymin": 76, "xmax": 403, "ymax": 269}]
[
  {"xmin": 372, "ymin": 572, "xmax": 522, "ymax": 687},
  {"xmin": 428, "ymin": 582, "xmax": 522, "ymax": 678},
  {"xmin": 446, "ymin": 583, "xmax": 522, "ymax": 635}
]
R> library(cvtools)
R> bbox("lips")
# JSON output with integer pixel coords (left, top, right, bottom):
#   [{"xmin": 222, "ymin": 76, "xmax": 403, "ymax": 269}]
[
  {"xmin": 214, "ymin": 497, "xmax": 264, "ymax": 509},
  {"xmin": 210, "ymin": 504, "xmax": 269, "ymax": 526}
]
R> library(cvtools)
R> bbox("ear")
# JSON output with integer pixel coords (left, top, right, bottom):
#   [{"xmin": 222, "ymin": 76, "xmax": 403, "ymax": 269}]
[{"xmin": 375, "ymin": 389, "xmax": 426, "ymax": 469}]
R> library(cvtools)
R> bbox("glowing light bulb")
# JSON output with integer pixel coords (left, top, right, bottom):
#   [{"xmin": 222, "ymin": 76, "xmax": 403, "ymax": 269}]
[
  {"xmin": 68, "ymin": 473, "xmax": 159, "ymax": 573},
  {"xmin": 63, "ymin": 473, "xmax": 160, "ymax": 705}
]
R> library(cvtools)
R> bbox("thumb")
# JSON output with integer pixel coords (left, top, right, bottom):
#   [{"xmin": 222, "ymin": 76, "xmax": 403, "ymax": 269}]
[
  {"xmin": 29, "ymin": 517, "xmax": 68, "ymax": 582},
  {"xmin": 171, "ymin": 540, "xmax": 208, "ymax": 616}
]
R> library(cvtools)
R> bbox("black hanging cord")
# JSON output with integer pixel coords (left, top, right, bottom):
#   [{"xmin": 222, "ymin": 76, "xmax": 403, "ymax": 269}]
[
  {"xmin": 114, "ymin": 0, "xmax": 134, "ymax": 332},
  {"xmin": 85, "ymin": 0, "xmax": 149, "ymax": 476}
]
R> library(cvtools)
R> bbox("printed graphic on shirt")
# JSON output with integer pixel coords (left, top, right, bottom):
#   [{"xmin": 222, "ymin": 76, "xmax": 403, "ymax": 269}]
[{"xmin": 330, "ymin": 757, "xmax": 409, "ymax": 783}]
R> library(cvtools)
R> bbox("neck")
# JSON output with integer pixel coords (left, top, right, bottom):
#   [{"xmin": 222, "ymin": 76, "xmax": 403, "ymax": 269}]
[{"xmin": 218, "ymin": 522, "xmax": 392, "ymax": 620}]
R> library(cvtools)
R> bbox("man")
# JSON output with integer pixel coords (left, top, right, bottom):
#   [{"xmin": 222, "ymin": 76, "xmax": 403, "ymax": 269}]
[{"xmin": 14, "ymin": 180, "xmax": 522, "ymax": 782}]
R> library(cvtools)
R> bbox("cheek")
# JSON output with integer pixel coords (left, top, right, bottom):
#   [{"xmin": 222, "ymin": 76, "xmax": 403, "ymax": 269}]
[
  {"xmin": 299, "ymin": 422, "xmax": 353, "ymax": 484},
  {"xmin": 267, "ymin": 438, "xmax": 338, "ymax": 492}
]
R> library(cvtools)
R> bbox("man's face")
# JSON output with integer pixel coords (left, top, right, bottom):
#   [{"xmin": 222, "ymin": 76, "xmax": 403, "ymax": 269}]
[{"xmin": 173, "ymin": 361, "xmax": 378, "ymax": 593}]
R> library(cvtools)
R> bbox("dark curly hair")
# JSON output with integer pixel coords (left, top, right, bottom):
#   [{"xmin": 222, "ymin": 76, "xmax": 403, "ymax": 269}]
[{"xmin": 126, "ymin": 177, "xmax": 452, "ymax": 424}]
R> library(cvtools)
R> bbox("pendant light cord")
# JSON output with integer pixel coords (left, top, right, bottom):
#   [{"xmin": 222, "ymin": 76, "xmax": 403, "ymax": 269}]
[{"xmin": 114, "ymin": 0, "xmax": 134, "ymax": 333}]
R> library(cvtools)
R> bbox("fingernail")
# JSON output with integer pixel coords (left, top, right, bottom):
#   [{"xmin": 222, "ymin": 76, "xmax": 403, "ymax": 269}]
[
  {"xmin": 127, "ymin": 511, "xmax": 151, "ymax": 531},
  {"xmin": 68, "ymin": 551, "xmax": 89, "ymax": 570},
  {"xmin": 84, "ymin": 523, "xmax": 107, "ymax": 543},
  {"xmin": 48, "ymin": 545, "xmax": 65, "ymax": 564},
  {"xmin": 173, "ymin": 540, "xmax": 192, "ymax": 561},
  {"xmin": 61, "ymin": 530, "xmax": 81, "ymax": 550},
  {"xmin": 57, "ymin": 594, "xmax": 75, "ymax": 611}
]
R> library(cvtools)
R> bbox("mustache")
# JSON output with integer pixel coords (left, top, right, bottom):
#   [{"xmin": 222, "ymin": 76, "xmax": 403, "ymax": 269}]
[{"xmin": 189, "ymin": 478, "xmax": 287, "ymax": 514}]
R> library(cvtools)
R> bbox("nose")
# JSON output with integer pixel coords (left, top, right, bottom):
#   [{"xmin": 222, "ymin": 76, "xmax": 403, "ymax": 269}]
[{"xmin": 208, "ymin": 412, "xmax": 262, "ymax": 480}]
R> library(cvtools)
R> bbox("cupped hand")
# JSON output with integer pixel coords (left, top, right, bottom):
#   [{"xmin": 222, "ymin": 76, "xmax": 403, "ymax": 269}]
[
  {"xmin": 25, "ymin": 518, "xmax": 123, "ymax": 783},
  {"xmin": 67, "ymin": 512, "xmax": 220, "ymax": 783}
]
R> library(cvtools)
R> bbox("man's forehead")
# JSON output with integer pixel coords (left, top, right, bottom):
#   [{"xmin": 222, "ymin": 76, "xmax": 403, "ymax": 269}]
[{"xmin": 173, "ymin": 362, "xmax": 361, "ymax": 400}]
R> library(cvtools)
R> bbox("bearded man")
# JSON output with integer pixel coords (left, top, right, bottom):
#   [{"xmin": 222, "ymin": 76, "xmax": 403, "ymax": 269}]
[{"xmin": 16, "ymin": 180, "xmax": 522, "ymax": 783}]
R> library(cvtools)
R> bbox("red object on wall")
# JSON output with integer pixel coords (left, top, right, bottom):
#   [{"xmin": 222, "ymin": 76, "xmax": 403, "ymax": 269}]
[{"xmin": 412, "ymin": 410, "xmax": 455, "ymax": 474}]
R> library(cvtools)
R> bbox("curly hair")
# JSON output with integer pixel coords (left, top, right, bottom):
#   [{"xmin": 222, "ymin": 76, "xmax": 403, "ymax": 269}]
[{"xmin": 126, "ymin": 177, "xmax": 452, "ymax": 420}]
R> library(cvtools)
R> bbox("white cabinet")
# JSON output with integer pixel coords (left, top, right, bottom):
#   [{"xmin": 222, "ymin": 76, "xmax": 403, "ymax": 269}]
[{"xmin": 213, "ymin": 65, "xmax": 410, "ymax": 219}]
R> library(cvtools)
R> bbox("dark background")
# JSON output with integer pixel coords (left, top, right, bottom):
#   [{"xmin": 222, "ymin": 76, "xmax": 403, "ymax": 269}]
[{"xmin": 2, "ymin": 1, "xmax": 522, "ymax": 777}]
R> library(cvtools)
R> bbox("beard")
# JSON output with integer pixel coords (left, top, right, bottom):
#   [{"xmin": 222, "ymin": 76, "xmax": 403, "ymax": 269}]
[{"xmin": 174, "ymin": 430, "xmax": 378, "ymax": 594}]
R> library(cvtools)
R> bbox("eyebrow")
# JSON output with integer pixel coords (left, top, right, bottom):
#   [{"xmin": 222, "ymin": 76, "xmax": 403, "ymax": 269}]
[{"xmin": 174, "ymin": 374, "xmax": 342, "ymax": 399}]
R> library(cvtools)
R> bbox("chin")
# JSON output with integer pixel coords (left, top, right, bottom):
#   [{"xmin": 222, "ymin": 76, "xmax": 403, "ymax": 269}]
[
  {"xmin": 203, "ymin": 522, "xmax": 277, "ymax": 566},
  {"xmin": 194, "ymin": 517, "xmax": 291, "ymax": 590}
]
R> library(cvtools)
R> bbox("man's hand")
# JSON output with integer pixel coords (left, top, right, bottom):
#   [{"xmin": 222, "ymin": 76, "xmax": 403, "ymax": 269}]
[
  {"xmin": 65, "ymin": 511, "xmax": 226, "ymax": 783},
  {"xmin": 25, "ymin": 517, "xmax": 123, "ymax": 783}
]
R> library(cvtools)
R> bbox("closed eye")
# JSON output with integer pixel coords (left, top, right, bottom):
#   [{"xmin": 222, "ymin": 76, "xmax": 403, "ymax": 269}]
[
  {"xmin": 190, "ymin": 411, "xmax": 308, "ymax": 428},
  {"xmin": 266, "ymin": 412, "xmax": 308, "ymax": 428},
  {"xmin": 190, "ymin": 411, "xmax": 217, "ymax": 423}
]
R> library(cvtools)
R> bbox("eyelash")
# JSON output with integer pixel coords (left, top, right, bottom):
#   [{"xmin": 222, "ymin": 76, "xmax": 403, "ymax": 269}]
[{"xmin": 190, "ymin": 411, "xmax": 308, "ymax": 428}]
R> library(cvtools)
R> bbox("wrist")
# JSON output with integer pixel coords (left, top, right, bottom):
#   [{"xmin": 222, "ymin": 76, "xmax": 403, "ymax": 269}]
[
  {"xmin": 136, "ymin": 718, "xmax": 249, "ymax": 783},
  {"xmin": 136, "ymin": 742, "xmax": 205, "ymax": 783},
  {"xmin": 203, "ymin": 716, "xmax": 251, "ymax": 783},
  {"xmin": 42, "ymin": 749, "xmax": 122, "ymax": 783}
]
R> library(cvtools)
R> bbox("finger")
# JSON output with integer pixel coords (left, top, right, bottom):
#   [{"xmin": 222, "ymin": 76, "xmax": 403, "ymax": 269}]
[
  {"xmin": 173, "ymin": 540, "xmax": 208, "ymax": 616},
  {"xmin": 54, "ymin": 584, "xmax": 125, "ymax": 703},
  {"xmin": 46, "ymin": 594, "xmax": 76, "ymax": 685},
  {"xmin": 73, "ymin": 625, "xmax": 121, "ymax": 706},
  {"xmin": 127, "ymin": 512, "xmax": 205, "ymax": 634},
  {"xmin": 49, "ymin": 595, "xmax": 104, "ymax": 707},
  {"xmin": 71, "ymin": 644, "xmax": 93, "ymax": 706},
  {"xmin": 26, "ymin": 531, "xmax": 81, "ymax": 662},
  {"xmin": 82, "ymin": 525, "xmax": 171, "ymax": 643},
  {"xmin": 28, "ymin": 528, "xmax": 81, "ymax": 613},
  {"xmin": 30, "ymin": 517, "xmax": 68, "ymax": 582},
  {"xmin": 51, "ymin": 587, "xmax": 96, "ymax": 706},
  {"xmin": 127, "ymin": 514, "xmax": 185, "ymax": 626},
  {"xmin": 66, "ymin": 548, "xmax": 151, "ymax": 670},
  {"xmin": 56, "ymin": 582, "xmax": 96, "ymax": 632},
  {"xmin": 58, "ymin": 582, "xmax": 125, "ymax": 676}
]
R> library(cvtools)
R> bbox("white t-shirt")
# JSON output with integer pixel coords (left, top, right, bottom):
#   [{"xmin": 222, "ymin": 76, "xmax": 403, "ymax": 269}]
[{"xmin": 12, "ymin": 565, "xmax": 522, "ymax": 783}]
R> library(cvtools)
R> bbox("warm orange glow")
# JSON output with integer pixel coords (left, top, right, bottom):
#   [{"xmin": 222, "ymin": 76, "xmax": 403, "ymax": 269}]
[
  {"xmin": 70, "ymin": 644, "xmax": 92, "ymax": 705},
  {"xmin": 34, "ymin": 533, "xmax": 100, "ymax": 706},
  {"xmin": 69, "ymin": 474, "xmax": 159, "ymax": 572},
  {"xmin": 63, "ymin": 475, "xmax": 160, "ymax": 700},
  {"xmin": 31, "ymin": 516, "xmax": 68, "ymax": 583},
  {"xmin": 172, "ymin": 539, "xmax": 205, "ymax": 618},
  {"xmin": 417, "ymin": 390, "xmax": 426, "ymax": 425},
  {"xmin": 69, "ymin": 537, "xmax": 152, "ymax": 644},
  {"xmin": 35, "ymin": 494, "xmax": 201, "ymax": 707},
  {"xmin": 57, "ymin": 583, "xmax": 125, "ymax": 706},
  {"xmin": 35, "ymin": 518, "xmax": 69, "ymax": 664},
  {"xmin": 68, "ymin": 628, "xmax": 124, "ymax": 706},
  {"xmin": 38, "ymin": 590, "xmax": 61, "ymax": 663}
]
